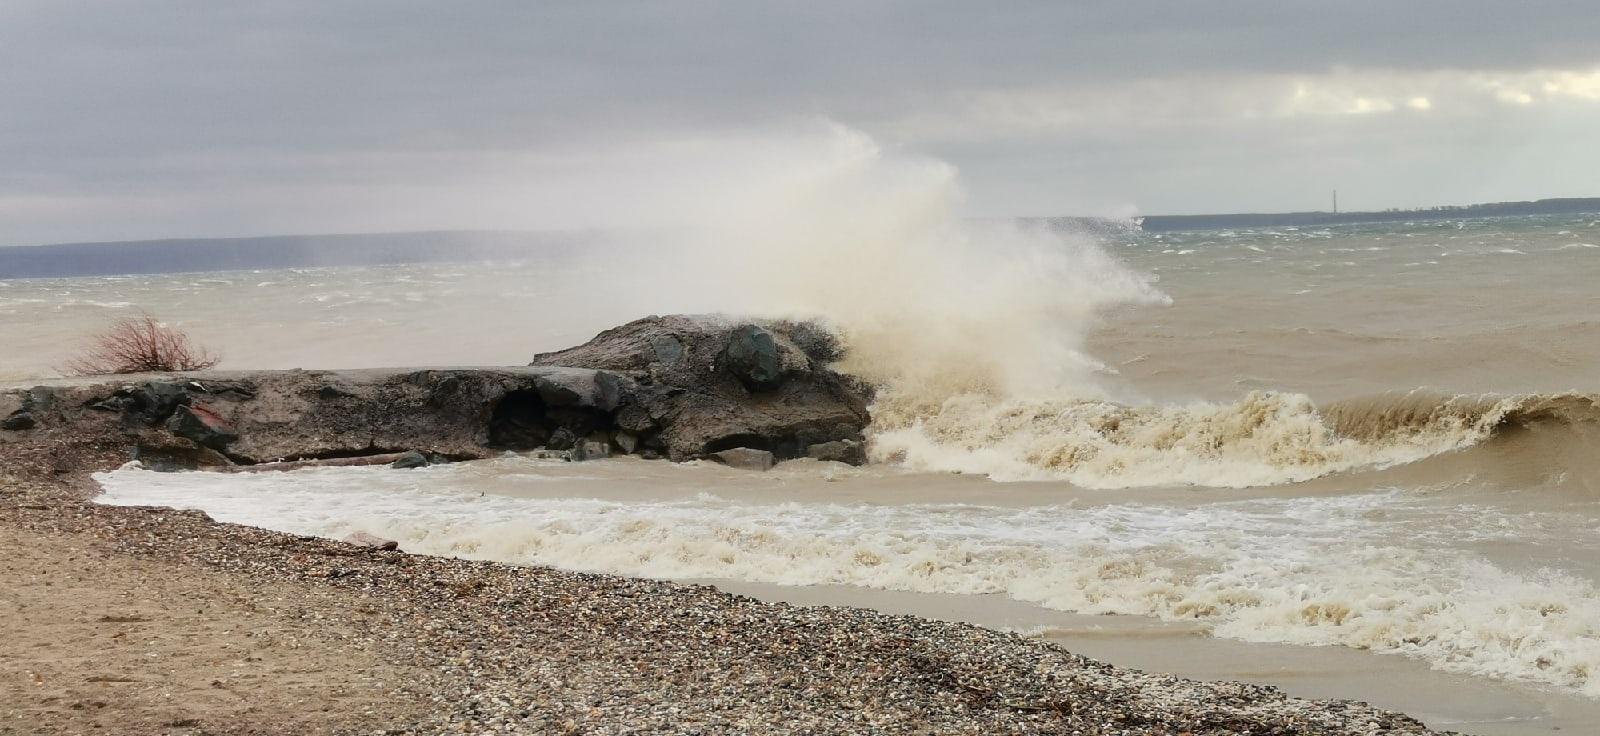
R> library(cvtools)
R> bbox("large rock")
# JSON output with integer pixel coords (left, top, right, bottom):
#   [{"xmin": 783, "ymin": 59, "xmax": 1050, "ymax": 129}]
[
  {"xmin": 721, "ymin": 325, "xmax": 785, "ymax": 391},
  {"xmin": 165, "ymin": 403, "xmax": 237, "ymax": 450},
  {"xmin": 390, "ymin": 450, "xmax": 430, "ymax": 469},
  {"xmin": 5, "ymin": 367, "xmax": 643, "ymax": 466},
  {"xmin": 134, "ymin": 381, "xmax": 192, "ymax": 422},
  {"xmin": 342, "ymin": 531, "xmax": 400, "ymax": 551},
  {"xmin": 805, "ymin": 439, "xmax": 866, "ymax": 465},
  {"xmin": 571, "ymin": 439, "xmax": 610, "ymax": 462},
  {"xmin": 0, "ymin": 315, "xmax": 873, "ymax": 473},
  {"xmin": 710, "ymin": 447, "xmax": 775, "ymax": 471},
  {"xmin": 532, "ymin": 315, "xmax": 872, "ymax": 461}
]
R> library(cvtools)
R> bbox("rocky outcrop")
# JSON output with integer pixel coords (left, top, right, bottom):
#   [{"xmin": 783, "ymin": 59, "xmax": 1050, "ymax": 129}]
[
  {"xmin": 0, "ymin": 315, "xmax": 875, "ymax": 474},
  {"xmin": 532, "ymin": 315, "xmax": 872, "ymax": 461}
]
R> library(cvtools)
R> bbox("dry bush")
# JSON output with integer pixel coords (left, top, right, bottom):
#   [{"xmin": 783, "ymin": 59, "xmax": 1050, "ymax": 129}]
[{"xmin": 64, "ymin": 313, "xmax": 221, "ymax": 375}]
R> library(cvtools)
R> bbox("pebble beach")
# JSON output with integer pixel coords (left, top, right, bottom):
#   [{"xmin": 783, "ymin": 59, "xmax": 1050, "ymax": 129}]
[{"xmin": 1, "ymin": 439, "xmax": 1443, "ymax": 735}]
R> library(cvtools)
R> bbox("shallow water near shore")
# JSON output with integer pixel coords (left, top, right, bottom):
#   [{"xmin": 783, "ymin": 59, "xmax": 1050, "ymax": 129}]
[{"xmin": 95, "ymin": 450, "xmax": 1600, "ymax": 735}]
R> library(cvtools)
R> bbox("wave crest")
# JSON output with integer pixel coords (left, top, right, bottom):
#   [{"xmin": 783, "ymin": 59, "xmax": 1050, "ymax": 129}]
[{"xmin": 868, "ymin": 390, "xmax": 1598, "ymax": 488}]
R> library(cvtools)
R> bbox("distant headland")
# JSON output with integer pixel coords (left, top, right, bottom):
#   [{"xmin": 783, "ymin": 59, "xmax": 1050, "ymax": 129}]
[{"xmin": 1137, "ymin": 196, "xmax": 1600, "ymax": 232}]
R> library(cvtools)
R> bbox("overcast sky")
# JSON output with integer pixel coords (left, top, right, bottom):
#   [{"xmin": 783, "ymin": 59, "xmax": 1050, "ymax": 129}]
[{"xmin": 3, "ymin": 1, "xmax": 1599, "ymax": 245}]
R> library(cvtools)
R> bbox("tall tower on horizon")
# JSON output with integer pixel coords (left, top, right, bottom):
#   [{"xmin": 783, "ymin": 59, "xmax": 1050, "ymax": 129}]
[{"xmin": 1333, "ymin": 189, "xmax": 1339, "ymax": 214}]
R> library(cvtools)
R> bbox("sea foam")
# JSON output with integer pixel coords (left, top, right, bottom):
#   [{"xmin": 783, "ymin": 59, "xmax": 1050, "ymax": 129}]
[{"xmin": 94, "ymin": 461, "xmax": 1600, "ymax": 697}]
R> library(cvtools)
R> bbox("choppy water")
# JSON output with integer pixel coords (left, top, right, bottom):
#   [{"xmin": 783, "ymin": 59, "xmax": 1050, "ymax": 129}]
[{"xmin": 10, "ymin": 212, "xmax": 1600, "ymax": 727}]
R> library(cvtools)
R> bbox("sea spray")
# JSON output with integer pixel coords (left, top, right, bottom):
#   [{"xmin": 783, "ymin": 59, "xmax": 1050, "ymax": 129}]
[
  {"xmin": 611, "ymin": 125, "xmax": 1520, "ymax": 487},
  {"xmin": 624, "ymin": 124, "xmax": 1170, "ymax": 401}
]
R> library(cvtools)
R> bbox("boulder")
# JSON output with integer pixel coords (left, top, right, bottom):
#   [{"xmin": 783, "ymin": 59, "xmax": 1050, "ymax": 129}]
[
  {"xmin": 165, "ymin": 403, "xmax": 237, "ymax": 450},
  {"xmin": 571, "ymin": 439, "xmax": 610, "ymax": 462},
  {"xmin": 805, "ymin": 439, "xmax": 866, "ymax": 466},
  {"xmin": 546, "ymin": 427, "xmax": 578, "ymax": 451},
  {"xmin": 532, "ymin": 368, "xmax": 626, "ymax": 411},
  {"xmin": 1, "ymin": 411, "xmax": 35, "ymax": 431},
  {"xmin": 721, "ymin": 325, "xmax": 785, "ymax": 391},
  {"xmin": 134, "ymin": 381, "xmax": 191, "ymax": 422},
  {"xmin": 614, "ymin": 431, "xmax": 639, "ymax": 454},
  {"xmin": 532, "ymin": 315, "xmax": 872, "ymax": 462},
  {"xmin": 342, "ymin": 531, "xmax": 400, "ymax": 551},
  {"xmin": 390, "ymin": 450, "xmax": 430, "ymax": 469},
  {"xmin": 710, "ymin": 447, "xmax": 775, "ymax": 471}
]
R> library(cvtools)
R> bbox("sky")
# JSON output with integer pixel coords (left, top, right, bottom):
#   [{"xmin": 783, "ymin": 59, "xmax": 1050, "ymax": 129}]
[{"xmin": 3, "ymin": 1, "xmax": 1600, "ymax": 245}]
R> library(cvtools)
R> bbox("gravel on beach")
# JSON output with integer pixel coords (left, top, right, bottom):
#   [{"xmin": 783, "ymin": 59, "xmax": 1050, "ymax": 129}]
[{"xmin": 0, "ymin": 461, "xmax": 1446, "ymax": 736}]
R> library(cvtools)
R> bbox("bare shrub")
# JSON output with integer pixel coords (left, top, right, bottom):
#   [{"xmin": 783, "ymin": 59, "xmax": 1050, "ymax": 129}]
[{"xmin": 64, "ymin": 313, "xmax": 221, "ymax": 375}]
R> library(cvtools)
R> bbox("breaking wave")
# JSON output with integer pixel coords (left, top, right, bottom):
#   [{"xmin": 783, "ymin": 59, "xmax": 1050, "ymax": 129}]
[
  {"xmin": 869, "ymin": 390, "xmax": 1600, "ymax": 488},
  {"xmin": 93, "ymin": 462, "xmax": 1600, "ymax": 697},
  {"xmin": 611, "ymin": 125, "xmax": 1592, "ymax": 490}
]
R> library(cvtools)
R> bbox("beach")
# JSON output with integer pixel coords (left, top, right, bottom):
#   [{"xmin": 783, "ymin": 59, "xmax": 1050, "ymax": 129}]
[{"xmin": 3, "ymin": 459, "xmax": 1439, "ymax": 735}]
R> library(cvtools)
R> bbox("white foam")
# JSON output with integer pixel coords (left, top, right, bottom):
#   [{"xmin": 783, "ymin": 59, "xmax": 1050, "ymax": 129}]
[
  {"xmin": 869, "ymin": 391, "xmax": 1510, "ymax": 488},
  {"xmin": 94, "ymin": 463, "xmax": 1600, "ymax": 697}
]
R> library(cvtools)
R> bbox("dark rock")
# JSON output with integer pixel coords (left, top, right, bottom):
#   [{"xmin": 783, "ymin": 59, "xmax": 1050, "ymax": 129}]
[
  {"xmin": 2, "ymin": 411, "xmax": 36, "ymax": 431},
  {"xmin": 317, "ymin": 385, "xmax": 354, "ymax": 400},
  {"xmin": 487, "ymin": 389, "xmax": 551, "ymax": 450},
  {"xmin": 133, "ymin": 381, "xmax": 190, "ymax": 423},
  {"xmin": 721, "ymin": 325, "xmax": 785, "ymax": 391},
  {"xmin": 571, "ymin": 439, "xmax": 610, "ymax": 462},
  {"xmin": 390, "ymin": 451, "xmax": 429, "ymax": 469},
  {"xmin": 546, "ymin": 427, "xmax": 578, "ymax": 451},
  {"xmin": 23, "ymin": 386, "xmax": 56, "ymax": 413},
  {"xmin": 88, "ymin": 396, "xmax": 133, "ymax": 412},
  {"xmin": 342, "ymin": 531, "xmax": 399, "ymax": 551},
  {"xmin": 532, "ymin": 315, "xmax": 872, "ymax": 462},
  {"xmin": 614, "ymin": 403, "xmax": 657, "ymax": 434},
  {"xmin": 165, "ymin": 403, "xmax": 237, "ymax": 450},
  {"xmin": 651, "ymin": 334, "xmax": 685, "ymax": 364},
  {"xmin": 133, "ymin": 440, "xmax": 233, "ymax": 471},
  {"xmin": 0, "ymin": 367, "xmax": 636, "ymax": 468},
  {"xmin": 805, "ymin": 439, "xmax": 866, "ymax": 465},
  {"xmin": 545, "ymin": 407, "xmax": 605, "ymax": 437},
  {"xmin": 1, "ymin": 317, "xmax": 868, "ymax": 472},
  {"xmin": 710, "ymin": 447, "xmax": 775, "ymax": 471}
]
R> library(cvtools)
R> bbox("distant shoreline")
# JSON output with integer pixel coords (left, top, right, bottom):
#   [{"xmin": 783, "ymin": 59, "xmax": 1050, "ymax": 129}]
[
  {"xmin": 1136, "ymin": 196, "xmax": 1600, "ymax": 232},
  {"xmin": 3, "ymin": 197, "xmax": 1597, "ymax": 279}
]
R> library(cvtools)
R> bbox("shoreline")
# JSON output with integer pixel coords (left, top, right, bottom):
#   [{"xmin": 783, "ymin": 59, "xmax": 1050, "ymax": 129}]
[
  {"xmin": 1, "ymin": 363, "xmax": 1446, "ymax": 734},
  {"xmin": 2, "ymin": 470, "xmax": 1443, "ymax": 735}
]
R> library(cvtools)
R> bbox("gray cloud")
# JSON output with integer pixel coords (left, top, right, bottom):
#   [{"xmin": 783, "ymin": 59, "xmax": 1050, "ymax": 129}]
[{"xmin": 3, "ymin": 1, "xmax": 1599, "ymax": 243}]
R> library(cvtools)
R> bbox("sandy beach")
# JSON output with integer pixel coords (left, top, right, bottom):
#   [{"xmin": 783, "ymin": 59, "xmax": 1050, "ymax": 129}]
[{"xmin": 2, "ymin": 457, "xmax": 1439, "ymax": 735}]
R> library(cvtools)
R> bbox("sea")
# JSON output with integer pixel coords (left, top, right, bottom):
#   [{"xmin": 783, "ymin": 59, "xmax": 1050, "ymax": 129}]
[{"xmin": 6, "ymin": 210, "xmax": 1600, "ymax": 734}]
